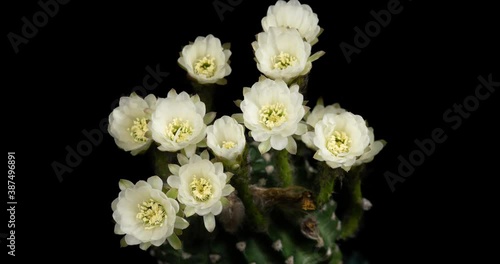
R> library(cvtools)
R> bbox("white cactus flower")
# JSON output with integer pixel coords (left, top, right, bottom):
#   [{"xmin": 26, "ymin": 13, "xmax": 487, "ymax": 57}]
[
  {"xmin": 167, "ymin": 152, "xmax": 235, "ymax": 232},
  {"xmin": 111, "ymin": 176, "xmax": 189, "ymax": 250},
  {"xmin": 312, "ymin": 112, "xmax": 370, "ymax": 171},
  {"xmin": 108, "ymin": 93, "xmax": 157, "ymax": 155},
  {"xmin": 252, "ymin": 27, "xmax": 314, "ymax": 84},
  {"xmin": 206, "ymin": 116, "xmax": 246, "ymax": 163},
  {"xmin": 178, "ymin": 34, "xmax": 232, "ymax": 85},
  {"xmin": 150, "ymin": 89, "xmax": 215, "ymax": 157},
  {"xmin": 239, "ymin": 78, "xmax": 307, "ymax": 154},
  {"xmin": 261, "ymin": 0, "xmax": 322, "ymax": 45},
  {"xmin": 301, "ymin": 100, "xmax": 346, "ymax": 149}
]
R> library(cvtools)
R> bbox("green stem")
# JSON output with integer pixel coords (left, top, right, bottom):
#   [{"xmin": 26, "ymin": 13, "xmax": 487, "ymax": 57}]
[
  {"xmin": 314, "ymin": 163, "xmax": 341, "ymax": 207},
  {"xmin": 339, "ymin": 165, "xmax": 365, "ymax": 239},
  {"xmin": 231, "ymin": 146, "xmax": 267, "ymax": 232},
  {"xmin": 275, "ymin": 149, "xmax": 293, "ymax": 187}
]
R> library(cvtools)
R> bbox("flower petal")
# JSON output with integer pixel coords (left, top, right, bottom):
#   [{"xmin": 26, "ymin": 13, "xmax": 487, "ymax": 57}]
[
  {"xmin": 184, "ymin": 206, "xmax": 196, "ymax": 217},
  {"xmin": 222, "ymin": 184, "xmax": 235, "ymax": 196},
  {"xmin": 119, "ymin": 179, "xmax": 134, "ymax": 191},
  {"xmin": 204, "ymin": 112, "xmax": 217, "ymax": 125},
  {"xmin": 203, "ymin": 214, "xmax": 216, "ymax": 232},
  {"xmin": 183, "ymin": 144, "xmax": 197, "ymax": 158},
  {"xmin": 168, "ymin": 164, "xmax": 180, "ymax": 175},
  {"xmin": 285, "ymin": 137, "xmax": 298, "ymax": 155},
  {"xmin": 270, "ymin": 135, "xmax": 288, "ymax": 150},
  {"xmin": 167, "ymin": 233, "xmax": 182, "ymax": 250},
  {"xmin": 211, "ymin": 201, "xmax": 223, "ymax": 215},
  {"xmin": 167, "ymin": 176, "xmax": 181, "ymax": 189},
  {"xmin": 147, "ymin": 176, "xmax": 163, "ymax": 191},
  {"xmin": 258, "ymin": 140, "xmax": 272, "ymax": 154},
  {"xmin": 177, "ymin": 153, "xmax": 189, "ymax": 165},
  {"xmin": 174, "ymin": 216, "xmax": 190, "ymax": 230}
]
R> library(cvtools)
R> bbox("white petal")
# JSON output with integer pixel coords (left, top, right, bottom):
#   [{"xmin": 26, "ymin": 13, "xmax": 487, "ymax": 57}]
[
  {"xmin": 168, "ymin": 164, "xmax": 180, "ymax": 175},
  {"xmin": 222, "ymin": 184, "xmax": 235, "ymax": 196},
  {"xmin": 147, "ymin": 176, "xmax": 163, "ymax": 191},
  {"xmin": 203, "ymin": 214, "xmax": 216, "ymax": 232},
  {"xmin": 167, "ymin": 233, "xmax": 182, "ymax": 250},
  {"xmin": 200, "ymin": 149, "xmax": 210, "ymax": 160},
  {"xmin": 183, "ymin": 144, "xmax": 197, "ymax": 158},
  {"xmin": 295, "ymin": 123, "xmax": 308, "ymax": 135},
  {"xmin": 184, "ymin": 206, "xmax": 196, "ymax": 217},
  {"xmin": 167, "ymin": 176, "xmax": 181, "ymax": 188},
  {"xmin": 258, "ymin": 140, "xmax": 272, "ymax": 154},
  {"xmin": 211, "ymin": 201, "xmax": 223, "ymax": 215},
  {"xmin": 114, "ymin": 224, "xmax": 125, "ymax": 235},
  {"xmin": 204, "ymin": 112, "xmax": 217, "ymax": 125},
  {"xmin": 174, "ymin": 216, "xmax": 190, "ymax": 230},
  {"xmin": 231, "ymin": 113, "xmax": 244, "ymax": 123},
  {"xmin": 285, "ymin": 137, "xmax": 298, "ymax": 155},
  {"xmin": 119, "ymin": 179, "xmax": 134, "ymax": 191},
  {"xmin": 139, "ymin": 242, "xmax": 152, "ymax": 251},
  {"xmin": 177, "ymin": 153, "xmax": 189, "ymax": 165},
  {"xmin": 270, "ymin": 135, "xmax": 288, "ymax": 150},
  {"xmin": 124, "ymin": 234, "xmax": 141, "ymax": 245}
]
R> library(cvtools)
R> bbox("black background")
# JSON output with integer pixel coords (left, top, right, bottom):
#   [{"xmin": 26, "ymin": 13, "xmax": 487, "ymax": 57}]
[{"xmin": 4, "ymin": 0, "xmax": 499, "ymax": 263}]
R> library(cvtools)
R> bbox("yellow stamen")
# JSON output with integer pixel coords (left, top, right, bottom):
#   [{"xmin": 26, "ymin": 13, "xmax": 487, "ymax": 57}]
[
  {"xmin": 259, "ymin": 103, "xmax": 288, "ymax": 129},
  {"xmin": 136, "ymin": 198, "xmax": 166, "ymax": 230},
  {"xmin": 326, "ymin": 131, "xmax": 352, "ymax": 156}
]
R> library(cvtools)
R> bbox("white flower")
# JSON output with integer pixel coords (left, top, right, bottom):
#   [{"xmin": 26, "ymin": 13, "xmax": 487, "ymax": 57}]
[
  {"xmin": 206, "ymin": 116, "xmax": 246, "ymax": 163},
  {"xmin": 111, "ymin": 176, "xmax": 189, "ymax": 250},
  {"xmin": 150, "ymin": 89, "xmax": 215, "ymax": 157},
  {"xmin": 301, "ymin": 100, "xmax": 346, "ymax": 149},
  {"xmin": 239, "ymin": 78, "xmax": 307, "ymax": 154},
  {"xmin": 311, "ymin": 112, "xmax": 366, "ymax": 170},
  {"xmin": 178, "ymin": 34, "xmax": 232, "ymax": 85},
  {"xmin": 252, "ymin": 27, "xmax": 313, "ymax": 84},
  {"xmin": 167, "ymin": 152, "xmax": 235, "ymax": 232},
  {"xmin": 312, "ymin": 112, "xmax": 384, "ymax": 171},
  {"xmin": 261, "ymin": 0, "xmax": 322, "ymax": 45},
  {"xmin": 108, "ymin": 93, "xmax": 157, "ymax": 155}
]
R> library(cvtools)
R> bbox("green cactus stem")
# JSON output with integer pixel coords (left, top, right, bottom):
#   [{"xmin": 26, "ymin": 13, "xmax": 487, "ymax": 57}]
[
  {"xmin": 276, "ymin": 149, "xmax": 293, "ymax": 187},
  {"xmin": 339, "ymin": 164, "xmax": 365, "ymax": 239},
  {"xmin": 315, "ymin": 163, "xmax": 344, "ymax": 208}
]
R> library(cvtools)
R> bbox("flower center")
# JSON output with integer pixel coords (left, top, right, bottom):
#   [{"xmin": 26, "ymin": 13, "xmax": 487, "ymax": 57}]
[
  {"xmin": 128, "ymin": 117, "xmax": 149, "ymax": 143},
  {"xmin": 194, "ymin": 55, "xmax": 217, "ymax": 78},
  {"xmin": 190, "ymin": 176, "xmax": 213, "ymax": 202},
  {"xmin": 221, "ymin": 140, "xmax": 236, "ymax": 149},
  {"xmin": 272, "ymin": 51, "xmax": 297, "ymax": 70},
  {"xmin": 259, "ymin": 103, "xmax": 288, "ymax": 129},
  {"xmin": 166, "ymin": 118, "xmax": 193, "ymax": 143},
  {"xmin": 326, "ymin": 131, "xmax": 352, "ymax": 156},
  {"xmin": 136, "ymin": 198, "xmax": 166, "ymax": 230}
]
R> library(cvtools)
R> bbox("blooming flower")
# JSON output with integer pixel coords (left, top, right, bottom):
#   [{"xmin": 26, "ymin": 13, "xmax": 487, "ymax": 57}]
[
  {"xmin": 311, "ymin": 112, "xmax": 384, "ymax": 171},
  {"xmin": 261, "ymin": 0, "xmax": 322, "ymax": 45},
  {"xmin": 167, "ymin": 152, "xmax": 235, "ymax": 232},
  {"xmin": 178, "ymin": 34, "xmax": 232, "ymax": 85},
  {"xmin": 252, "ymin": 27, "xmax": 313, "ymax": 84},
  {"xmin": 108, "ymin": 93, "xmax": 157, "ymax": 155},
  {"xmin": 238, "ymin": 78, "xmax": 307, "ymax": 154},
  {"xmin": 150, "ymin": 89, "xmax": 215, "ymax": 157},
  {"xmin": 301, "ymin": 100, "xmax": 346, "ymax": 149},
  {"xmin": 112, "ymin": 176, "xmax": 189, "ymax": 250},
  {"xmin": 206, "ymin": 116, "xmax": 246, "ymax": 164}
]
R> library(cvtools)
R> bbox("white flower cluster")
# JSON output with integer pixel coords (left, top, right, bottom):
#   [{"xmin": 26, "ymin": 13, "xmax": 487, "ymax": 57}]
[{"xmin": 109, "ymin": 0, "xmax": 384, "ymax": 252}]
